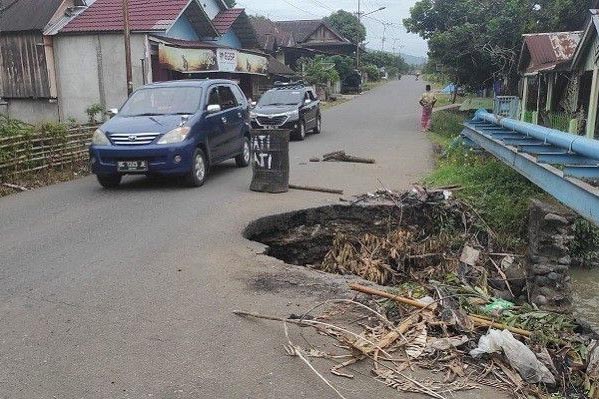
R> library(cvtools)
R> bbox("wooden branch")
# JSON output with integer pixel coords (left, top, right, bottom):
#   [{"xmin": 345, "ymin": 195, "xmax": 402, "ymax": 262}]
[
  {"xmin": 322, "ymin": 150, "xmax": 376, "ymax": 164},
  {"xmin": 349, "ymin": 283, "xmax": 532, "ymax": 337},
  {"xmin": 289, "ymin": 184, "xmax": 344, "ymax": 195},
  {"xmin": 2, "ymin": 182, "xmax": 28, "ymax": 191}
]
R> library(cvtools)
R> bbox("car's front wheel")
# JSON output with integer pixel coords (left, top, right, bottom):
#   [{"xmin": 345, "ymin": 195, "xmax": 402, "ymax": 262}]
[
  {"xmin": 292, "ymin": 120, "xmax": 306, "ymax": 141},
  {"xmin": 186, "ymin": 148, "xmax": 208, "ymax": 187},
  {"xmin": 97, "ymin": 174, "xmax": 122, "ymax": 189},
  {"xmin": 313, "ymin": 114, "xmax": 322, "ymax": 134},
  {"xmin": 235, "ymin": 136, "xmax": 251, "ymax": 167}
]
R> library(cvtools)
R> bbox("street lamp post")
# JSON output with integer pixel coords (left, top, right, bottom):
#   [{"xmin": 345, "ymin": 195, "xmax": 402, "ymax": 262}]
[
  {"xmin": 355, "ymin": 4, "xmax": 386, "ymax": 68},
  {"xmin": 122, "ymin": 0, "xmax": 133, "ymax": 95}
]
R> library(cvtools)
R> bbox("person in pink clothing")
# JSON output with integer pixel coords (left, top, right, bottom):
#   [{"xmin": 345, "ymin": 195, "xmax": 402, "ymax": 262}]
[{"xmin": 419, "ymin": 84, "xmax": 437, "ymax": 132}]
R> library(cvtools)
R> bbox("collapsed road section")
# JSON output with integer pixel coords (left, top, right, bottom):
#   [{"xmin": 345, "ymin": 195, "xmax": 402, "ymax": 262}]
[{"xmin": 241, "ymin": 187, "xmax": 599, "ymax": 399}]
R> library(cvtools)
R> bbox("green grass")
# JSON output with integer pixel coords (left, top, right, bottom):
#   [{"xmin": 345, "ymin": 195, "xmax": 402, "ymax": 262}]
[
  {"xmin": 425, "ymin": 111, "xmax": 546, "ymax": 249},
  {"xmin": 434, "ymin": 94, "xmax": 455, "ymax": 108}
]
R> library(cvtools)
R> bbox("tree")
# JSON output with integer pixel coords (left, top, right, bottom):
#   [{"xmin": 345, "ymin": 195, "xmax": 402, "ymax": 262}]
[
  {"xmin": 300, "ymin": 56, "xmax": 340, "ymax": 86},
  {"xmin": 362, "ymin": 50, "xmax": 409, "ymax": 74},
  {"xmin": 404, "ymin": 0, "xmax": 591, "ymax": 90},
  {"xmin": 326, "ymin": 55, "xmax": 356, "ymax": 80},
  {"xmin": 325, "ymin": 10, "xmax": 366, "ymax": 44},
  {"xmin": 360, "ymin": 64, "xmax": 381, "ymax": 81},
  {"xmin": 223, "ymin": 0, "xmax": 236, "ymax": 7}
]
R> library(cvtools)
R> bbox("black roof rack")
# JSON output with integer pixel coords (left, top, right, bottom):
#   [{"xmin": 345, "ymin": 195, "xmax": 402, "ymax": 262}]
[{"xmin": 272, "ymin": 80, "xmax": 306, "ymax": 90}]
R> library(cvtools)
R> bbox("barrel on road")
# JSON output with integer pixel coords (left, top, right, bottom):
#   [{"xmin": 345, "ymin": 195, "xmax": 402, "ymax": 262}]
[{"xmin": 249, "ymin": 129, "xmax": 290, "ymax": 193}]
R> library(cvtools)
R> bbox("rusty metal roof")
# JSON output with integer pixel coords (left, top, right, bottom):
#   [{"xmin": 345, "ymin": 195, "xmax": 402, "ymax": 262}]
[
  {"xmin": 519, "ymin": 31, "xmax": 583, "ymax": 75},
  {"xmin": 0, "ymin": 0, "xmax": 64, "ymax": 32}
]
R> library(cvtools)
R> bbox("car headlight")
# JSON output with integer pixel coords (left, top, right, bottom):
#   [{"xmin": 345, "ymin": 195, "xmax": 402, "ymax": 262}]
[
  {"xmin": 91, "ymin": 129, "xmax": 111, "ymax": 146},
  {"xmin": 157, "ymin": 127, "xmax": 191, "ymax": 145},
  {"xmin": 250, "ymin": 111, "xmax": 257, "ymax": 119},
  {"xmin": 285, "ymin": 109, "xmax": 299, "ymax": 119}
]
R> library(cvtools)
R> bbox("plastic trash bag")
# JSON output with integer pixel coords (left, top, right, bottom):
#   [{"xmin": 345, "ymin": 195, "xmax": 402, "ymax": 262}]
[{"xmin": 470, "ymin": 329, "xmax": 555, "ymax": 385}]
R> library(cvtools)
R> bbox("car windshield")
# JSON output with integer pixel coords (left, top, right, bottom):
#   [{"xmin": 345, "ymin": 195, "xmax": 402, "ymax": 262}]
[
  {"xmin": 119, "ymin": 87, "xmax": 202, "ymax": 117},
  {"xmin": 258, "ymin": 90, "xmax": 303, "ymax": 106}
]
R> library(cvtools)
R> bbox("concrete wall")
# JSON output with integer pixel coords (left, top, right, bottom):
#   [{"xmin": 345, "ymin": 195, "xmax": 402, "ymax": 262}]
[
  {"xmin": 54, "ymin": 33, "xmax": 150, "ymax": 121},
  {"xmin": 202, "ymin": 0, "xmax": 222, "ymax": 19},
  {"xmin": 167, "ymin": 15, "xmax": 200, "ymax": 41},
  {"xmin": 0, "ymin": 98, "xmax": 59, "ymax": 123},
  {"xmin": 214, "ymin": 30, "xmax": 242, "ymax": 49}
]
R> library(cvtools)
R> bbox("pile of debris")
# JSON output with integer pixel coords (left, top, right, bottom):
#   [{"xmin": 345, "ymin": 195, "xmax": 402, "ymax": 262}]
[
  {"xmin": 238, "ymin": 187, "xmax": 599, "ymax": 399},
  {"xmin": 310, "ymin": 150, "xmax": 376, "ymax": 164}
]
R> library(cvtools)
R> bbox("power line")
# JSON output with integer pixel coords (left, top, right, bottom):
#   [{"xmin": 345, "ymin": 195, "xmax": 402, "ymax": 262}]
[
  {"xmin": 279, "ymin": 0, "xmax": 324, "ymax": 18},
  {"xmin": 308, "ymin": 0, "xmax": 335, "ymax": 12}
]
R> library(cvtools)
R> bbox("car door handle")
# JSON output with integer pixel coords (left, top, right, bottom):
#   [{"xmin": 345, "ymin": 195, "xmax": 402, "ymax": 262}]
[{"xmin": 221, "ymin": 117, "xmax": 228, "ymax": 124}]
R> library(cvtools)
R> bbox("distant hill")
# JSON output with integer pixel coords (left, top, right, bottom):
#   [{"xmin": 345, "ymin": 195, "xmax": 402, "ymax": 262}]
[{"xmin": 400, "ymin": 53, "xmax": 427, "ymax": 66}]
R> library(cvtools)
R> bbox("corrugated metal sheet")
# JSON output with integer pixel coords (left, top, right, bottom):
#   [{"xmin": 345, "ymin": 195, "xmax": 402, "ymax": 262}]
[
  {"xmin": 0, "ymin": 33, "xmax": 51, "ymax": 98},
  {"xmin": 521, "ymin": 31, "xmax": 582, "ymax": 74},
  {"xmin": 0, "ymin": 0, "xmax": 64, "ymax": 32}
]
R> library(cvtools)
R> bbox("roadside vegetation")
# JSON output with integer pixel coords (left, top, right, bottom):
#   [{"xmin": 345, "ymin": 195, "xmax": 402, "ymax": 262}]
[
  {"xmin": 425, "ymin": 110, "xmax": 599, "ymax": 261},
  {"xmin": 425, "ymin": 110, "xmax": 546, "ymax": 249}
]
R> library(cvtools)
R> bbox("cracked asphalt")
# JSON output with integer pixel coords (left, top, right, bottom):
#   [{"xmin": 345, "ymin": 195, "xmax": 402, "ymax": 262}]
[{"xmin": 1, "ymin": 79, "xmax": 494, "ymax": 398}]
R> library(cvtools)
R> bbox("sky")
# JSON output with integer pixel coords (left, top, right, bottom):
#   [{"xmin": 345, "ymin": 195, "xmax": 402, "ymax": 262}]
[{"xmin": 234, "ymin": 0, "xmax": 429, "ymax": 57}]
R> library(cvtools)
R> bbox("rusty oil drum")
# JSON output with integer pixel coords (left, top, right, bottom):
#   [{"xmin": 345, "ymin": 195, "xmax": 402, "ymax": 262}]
[{"xmin": 250, "ymin": 129, "xmax": 290, "ymax": 193}]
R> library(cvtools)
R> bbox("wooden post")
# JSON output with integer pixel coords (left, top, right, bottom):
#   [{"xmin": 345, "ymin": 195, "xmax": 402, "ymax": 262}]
[
  {"xmin": 586, "ymin": 67, "xmax": 599, "ymax": 138},
  {"xmin": 546, "ymin": 74, "xmax": 555, "ymax": 112},
  {"xmin": 532, "ymin": 74, "xmax": 543, "ymax": 125},
  {"xmin": 122, "ymin": 0, "xmax": 133, "ymax": 96},
  {"xmin": 521, "ymin": 76, "xmax": 529, "ymax": 121}
]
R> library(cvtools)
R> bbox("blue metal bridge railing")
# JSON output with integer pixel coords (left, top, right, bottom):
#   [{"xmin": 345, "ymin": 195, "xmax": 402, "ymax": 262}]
[{"xmin": 462, "ymin": 110, "xmax": 599, "ymax": 225}]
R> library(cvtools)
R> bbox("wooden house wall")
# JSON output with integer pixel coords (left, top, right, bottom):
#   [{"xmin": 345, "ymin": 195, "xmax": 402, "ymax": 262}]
[{"xmin": 0, "ymin": 32, "xmax": 52, "ymax": 99}]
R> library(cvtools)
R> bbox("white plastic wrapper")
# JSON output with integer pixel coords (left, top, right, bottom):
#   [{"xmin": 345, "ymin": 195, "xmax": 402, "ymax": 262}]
[{"xmin": 470, "ymin": 329, "xmax": 555, "ymax": 385}]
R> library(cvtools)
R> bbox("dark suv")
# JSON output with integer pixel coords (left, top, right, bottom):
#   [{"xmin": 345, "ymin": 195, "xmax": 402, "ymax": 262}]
[{"xmin": 250, "ymin": 83, "xmax": 321, "ymax": 141}]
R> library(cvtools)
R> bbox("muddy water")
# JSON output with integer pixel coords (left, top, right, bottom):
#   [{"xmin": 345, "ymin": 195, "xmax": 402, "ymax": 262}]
[{"xmin": 571, "ymin": 268, "xmax": 599, "ymax": 328}]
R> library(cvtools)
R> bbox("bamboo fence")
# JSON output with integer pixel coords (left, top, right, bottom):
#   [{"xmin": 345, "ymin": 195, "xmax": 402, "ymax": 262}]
[{"xmin": 0, "ymin": 125, "xmax": 96, "ymax": 178}]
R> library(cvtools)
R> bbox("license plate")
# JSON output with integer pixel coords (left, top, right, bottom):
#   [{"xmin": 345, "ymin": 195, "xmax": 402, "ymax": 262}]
[{"xmin": 117, "ymin": 160, "xmax": 148, "ymax": 172}]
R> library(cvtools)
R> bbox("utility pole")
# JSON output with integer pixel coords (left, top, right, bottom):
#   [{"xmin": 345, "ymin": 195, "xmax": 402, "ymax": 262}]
[
  {"xmin": 356, "ymin": 0, "xmax": 361, "ymax": 69},
  {"xmin": 381, "ymin": 22, "xmax": 393, "ymax": 51},
  {"xmin": 122, "ymin": 0, "xmax": 133, "ymax": 95}
]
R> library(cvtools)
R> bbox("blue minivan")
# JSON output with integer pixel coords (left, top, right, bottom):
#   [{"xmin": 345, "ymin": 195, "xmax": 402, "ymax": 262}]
[{"xmin": 89, "ymin": 79, "xmax": 251, "ymax": 188}]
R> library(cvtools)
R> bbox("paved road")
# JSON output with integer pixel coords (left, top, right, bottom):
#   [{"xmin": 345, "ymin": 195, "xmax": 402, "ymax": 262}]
[{"xmin": 1, "ymin": 79, "xmax": 443, "ymax": 398}]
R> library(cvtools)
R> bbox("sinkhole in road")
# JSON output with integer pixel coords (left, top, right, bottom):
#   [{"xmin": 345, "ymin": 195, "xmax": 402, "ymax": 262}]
[{"xmin": 243, "ymin": 200, "xmax": 466, "ymax": 285}]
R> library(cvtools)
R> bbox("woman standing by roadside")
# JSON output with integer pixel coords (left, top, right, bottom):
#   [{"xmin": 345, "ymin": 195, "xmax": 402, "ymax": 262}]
[{"xmin": 419, "ymin": 84, "xmax": 437, "ymax": 132}]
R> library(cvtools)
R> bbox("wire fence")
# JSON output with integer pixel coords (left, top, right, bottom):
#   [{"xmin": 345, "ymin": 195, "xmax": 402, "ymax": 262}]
[
  {"xmin": 545, "ymin": 112, "xmax": 574, "ymax": 132},
  {"xmin": 0, "ymin": 125, "xmax": 95, "ymax": 179}
]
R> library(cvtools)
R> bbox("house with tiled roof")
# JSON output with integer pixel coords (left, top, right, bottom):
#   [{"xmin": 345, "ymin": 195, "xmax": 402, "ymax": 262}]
[
  {"xmin": 46, "ymin": 0, "xmax": 277, "ymax": 120},
  {"xmin": 249, "ymin": 17, "xmax": 355, "ymax": 69}
]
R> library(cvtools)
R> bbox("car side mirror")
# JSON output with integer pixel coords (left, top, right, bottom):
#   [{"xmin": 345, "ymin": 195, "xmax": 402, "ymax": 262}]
[
  {"xmin": 206, "ymin": 104, "xmax": 221, "ymax": 114},
  {"xmin": 107, "ymin": 108, "xmax": 119, "ymax": 117},
  {"xmin": 304, "ymin": 99, "xmax": 312, "ymax": 105}
]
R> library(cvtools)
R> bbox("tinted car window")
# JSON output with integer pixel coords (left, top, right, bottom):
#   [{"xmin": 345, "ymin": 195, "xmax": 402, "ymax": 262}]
[
  {"xmin": 232, "ymin": 86, "xmax": 247, "ymax": 106},
  {"xmin": 258, "ymin": 90, "xmax": 303, "ymax": 106},
  {"xmin": 207, "ymin": 87, "xmax": 220, "ymax": 108},
  {"xmin": 120, "ymin": 87, "xmax": 202, "ymax": 116},
  {"xmin": 219, "ymin": 86, "xmax": 238, "ymax": 110}
]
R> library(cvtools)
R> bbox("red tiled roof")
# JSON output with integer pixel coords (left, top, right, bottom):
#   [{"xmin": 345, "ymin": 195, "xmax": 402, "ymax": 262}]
[
  {"xmin": 212, "ymin": 8, "xmax": 243, "ymax": 34},
  {"xmin": 61, "ymin": 0, "xmax": 189, "ymax": 33}
]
